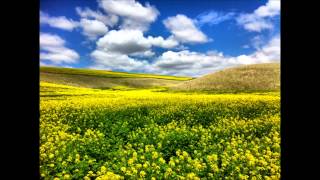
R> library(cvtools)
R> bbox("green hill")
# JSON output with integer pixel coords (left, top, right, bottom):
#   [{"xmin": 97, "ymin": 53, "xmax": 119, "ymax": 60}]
[
  {"xmin": 170, "ymin": 63, "xmax": 280, "ymax": 92},
  {"xmin": 40, "ymin": 66, "xmax": 192, "ymax": 89}
]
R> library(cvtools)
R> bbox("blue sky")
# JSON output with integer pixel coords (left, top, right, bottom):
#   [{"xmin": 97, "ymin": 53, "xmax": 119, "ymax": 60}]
[{"xmin": 40, "ymin": 0, "xmax": 280, "ymax": 77}]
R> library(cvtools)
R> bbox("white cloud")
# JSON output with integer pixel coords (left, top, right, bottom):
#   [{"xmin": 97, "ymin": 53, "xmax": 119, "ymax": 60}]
[
  {"xmin": 119, "ymin": 18, "xmax": 151, "ymax": 32},
  {"xmin": 90, "ymin": 33, "xmax": 279, "ymax": 76},
  {"xmin": 79, "ymin": 18, "xmax": 108, "ymax": 40},
  {"xmin": 151, "ymin": 35, "xmax": 280, "ymax": 76},
  {"xmin": 247, "ymin": 35, "xmax": 280, "ymax": 62},
  {"xmin": 40, "ymin": 33, "xmax": 80, "ymax": 64},
  {"xmin": 90, "ymin": 50, "xmax": 149, "ymax": 71},
  {"xmin": 40, "ymin": 11, "xmax": 78, "ymax": 31},
  {"xmin": 98, "ymin": 0, "xmax": 159, "ymax": 31},
  {"xmin": 90, "ymin": 29, "xmax": 178, "ymax": 71},
  {"xmin": 236, "ymin": 0, "xmax": 280, "ymax": 32},
  {"xmin": 146, "ymin": 36, "xmax": 179, "ymax": 49},
  {"xmin": 130, "ymin": 50, "xmax": 155, "ymax": 58},
  {"xmin": 163, "ymin": 14, "xmax": 208, "ymax": 43},
  {"xmin": 152, "ymin": 50, "xmax": 226, "ymax": 76},
  {"xmin": 96, "ymin": 30, "xmax": 151, "ymax": 55},
  {"xmin": 39, "ymin": 32, "xmax": 65, "ymax": 47},
  {"xmin": 255, "ymin": 0, "xmax": 281, "ymax": 17},
  {"xmin": 195, "ymin": 11, "xmax": 235, "ymax": 26},
  {"xmin": 75, "ymin": 7, "xmax": 119, "ymax": 27},
  {"xmin": 236, "ymin": 14, "xmax": 273, "ymax": 32},
  {"xmin": 96, "ymin": 29, "xmax": 178, "ymax": 55}
]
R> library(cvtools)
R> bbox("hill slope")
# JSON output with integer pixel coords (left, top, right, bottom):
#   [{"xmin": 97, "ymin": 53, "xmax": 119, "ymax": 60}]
[
  {"xmin": 40, "ymin": 66, "xmax": 192, "ymax": 89},
  {"xmin": 171, "ymin": 63, "xmax": 280, "ymax": 92}
]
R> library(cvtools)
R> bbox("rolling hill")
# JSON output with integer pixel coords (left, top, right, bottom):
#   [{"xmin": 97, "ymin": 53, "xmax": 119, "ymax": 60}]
[
  {"xmin": 170, "ymin": 63, "xmax": 280, "ymax": 92},
  {"xmin": 40, "ymin": 66, "xmax": 193, "ymax": 89}
]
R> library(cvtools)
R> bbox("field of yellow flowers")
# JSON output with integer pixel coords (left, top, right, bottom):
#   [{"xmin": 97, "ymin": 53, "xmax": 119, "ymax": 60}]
[{"xmin": 40, "ymin": 82, "xmax": 280, "ymax": 180}]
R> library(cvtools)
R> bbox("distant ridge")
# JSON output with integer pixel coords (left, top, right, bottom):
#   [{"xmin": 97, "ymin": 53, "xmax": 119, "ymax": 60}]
[{"xmin": 40, "ymin": 66, "xmax": 192, "ymax": 89}]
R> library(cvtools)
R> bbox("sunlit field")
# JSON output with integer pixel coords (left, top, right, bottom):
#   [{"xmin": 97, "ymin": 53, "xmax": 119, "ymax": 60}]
[{"xmin": 40, "ymin": 82, "xmax": 280, "ymax": 179}]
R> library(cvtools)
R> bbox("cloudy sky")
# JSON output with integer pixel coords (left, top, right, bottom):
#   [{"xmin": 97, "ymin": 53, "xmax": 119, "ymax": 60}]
[{"xmin": 40, "ymin": 0, "xmax": 280, "ymax": 77}]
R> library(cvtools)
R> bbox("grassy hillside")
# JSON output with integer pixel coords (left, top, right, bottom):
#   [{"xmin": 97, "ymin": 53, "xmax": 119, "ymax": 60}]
[
  {"xmin": 40, "ymin": 66, "xmax": 191, "ymax": 80},
  {"xmin": 171, "ymin": 63, "xmax": 280, "ymax": 92},
  {"xmin": 40, "ymin": 66, "xmax": 192, "ymax": 89}
]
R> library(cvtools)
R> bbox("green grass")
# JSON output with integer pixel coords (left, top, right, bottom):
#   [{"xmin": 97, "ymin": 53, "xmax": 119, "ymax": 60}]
[
  {"xmin": 171, "ymin": 63, "xmax": 280, "ymax": 92},
  {"xmin": 40, "ymin": 66, "xmax": 194, "ymax": 89},
  {"xmin": 40, "ymin": 66, "xmax": 192, "ymax": 80},
  {"xmin": 41, "ymin": 72, "xmax": 188, "ymax": 89}
]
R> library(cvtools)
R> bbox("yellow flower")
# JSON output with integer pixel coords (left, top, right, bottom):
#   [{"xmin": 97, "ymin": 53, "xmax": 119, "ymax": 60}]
[
  {"xmin": 132, "ymin": 168, "xmax": 138, "ymax": 175},
  {"xmin": 121, "ymin": 167, "xmax": 126, "ymax": 172},
  {"xmin": 152, "ymin": 152, "xmax": 159, "ymax": 159},
  {"xmin": 100, "ymin": 166, "xmax": 107, "ymax": 172},
  {"xmin": 140, "ymin": 171, "xmax": 146, "ymax": 178},
  {"xmin": 136, "ymin": 164, "xmax": 142, "ymax": 169},
  {"xmin": 211, "ymin": 164, "xmax": 219, "ymax": 172},
  {"xmin": 182, "ymin": 151, "xmax": 188, "ymax": 157},
  {"xmin": 128, "ymin": 158, "xmax": 134, "ymax": 165},
  {"xmin": 143, "ymin": 162, "xmax": 148, "ymax": 168},
  {"xmin": 159, "ymin": 157, "xmax": 166, "ymax": 164},
  {"xmin": 49, "ymin": 153, "xmax": 54, "ymax": 159},
  {"xmin": 166, "ymin": 168, "xmax": 172, "ymax": 173},
  {"xmin": 186, "ymin": 173, "xmax": 198, "ymax": 179},
  {"xmin": 207, "ymin": 154, "xmax": 218, "ymax": 162},
  {"xmin": 133, "ymin": 152, "xmax": 138, "ymax": 158},
  {"xmin": 169, "ymin": 160, "xmax": 175, "ymax": 167},
  {"xmin": 63, "ymin": 174, "xmax": 70, "ymax": 179}
]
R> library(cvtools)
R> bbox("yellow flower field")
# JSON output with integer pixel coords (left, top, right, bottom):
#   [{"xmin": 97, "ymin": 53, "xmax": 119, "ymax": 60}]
[{"xmin": 40, "ymin": 82, "xmax": 280, "ymax": 179}]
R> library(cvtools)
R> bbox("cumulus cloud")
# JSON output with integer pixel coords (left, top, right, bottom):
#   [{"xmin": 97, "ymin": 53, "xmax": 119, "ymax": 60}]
[
  {"xmin": 96, "ymin": 29, "xmax": 178, "ymax": 54},
  {"xmin": 163, "ymin": 14, "xmax": 208, "ymax": 43},
  {"xmin": 195, "ymin": 11, "xmax": 235, "ymax": 26},
  {"xmin": 151, "ymin": 35, "xmax": 280, "ymax": 76},
  {"xmin": 146, "ymin": 36, "xmax": 179, "ymax": 49},
  {"xmin": 236, "ymin": 14, "xmax": 273, "ymax": 32},
  {"xmin": 79, "ymin": 18, "xmax": 108, "ymax": 40},
  {"xmin": 76, "ymin": 7, "xmax": 119, "ymax": 27},
  {"xmin": 40, "ymin": 11, "xmax": 78, "ymax": 31},
  {"xmin": 40, "ymin": 32, "xmax": 65, "ymax": 47},
  {"xmin": 91, "ymin": 32, "xmax": 279, "ymax": 76},
  {"xmin": 246, "ymin": 35, "xmax": 280, "ymax": 62},
  {"xmin": 236, "ymin": 0, "xmax": 280, "ymax": 32},
  {"xmin": 98, "ymin": 0, "xmax": 159, "ymax": 31},
  {"xmin": 90, "ymin": 29, "xmax": 178, "ymax": 71},
  {"xmin": 255, "ymin": 0, "xmax": 281, "ymax": 17},
  {"xmin": 152, "ymin": 50, "xmax": 227, "ymax": 76},
  {"xmin": 96, "ymin": 30, "xmax": 151, "ymax": 55},
  {"xmin": 90, "ymin": 50, "xmax": 149, "ymax": 71},
  {"xmin": 40, "ymin": 33, "xmax": 80, "ymax": 64},
  {"xmin": 130, "ymin": 50, "xmax": 155, "ymax": 58},
  {"xmin": 90, "ymin": 22, "xmax": 279, "ymax": 76}
]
